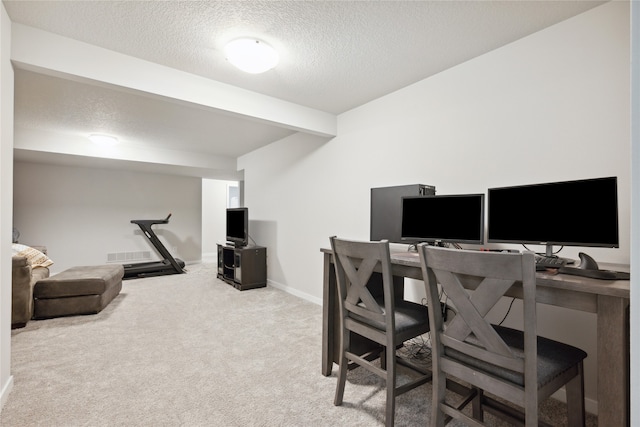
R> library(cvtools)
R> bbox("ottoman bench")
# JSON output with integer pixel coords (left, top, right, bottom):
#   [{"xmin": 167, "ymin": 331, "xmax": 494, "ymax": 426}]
[{"xmin": 33, "ymin": 264, "xmax": 124, "ymax": 319}]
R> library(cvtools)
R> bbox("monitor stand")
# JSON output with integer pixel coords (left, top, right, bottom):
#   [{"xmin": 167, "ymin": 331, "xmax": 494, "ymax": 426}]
[{"xmin": 543, "ymin": 243, "xmax": 575, "ymax": 265}]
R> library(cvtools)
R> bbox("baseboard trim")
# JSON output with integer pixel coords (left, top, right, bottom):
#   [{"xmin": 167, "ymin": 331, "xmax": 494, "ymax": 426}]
[
  {"xmin": 1, "ymin": 375, "xmax": 14, "ymax": 413},
  {"xmin": 267, "ymin": 279, "xmax": 322, "ymax": 306}
]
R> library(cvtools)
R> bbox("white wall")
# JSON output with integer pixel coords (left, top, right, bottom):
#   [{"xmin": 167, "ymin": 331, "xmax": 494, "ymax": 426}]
[
  {"xmin": 202, "ymin": 179, "xmax": 238, "ymax": 258},
  {"xmin": 630, "ymin": 1, "xmax": 639, "ymax": 424},
  {"xmin": 13, "ymin": 162, "xmax": 202, "ymax": 274},
  {"xmin": 0, "ymin": 2, "xmax": 14, "ymax": 411},
  {"xmin": 239, "ymin": 1, "xmax": 630, "ymax": 410}
]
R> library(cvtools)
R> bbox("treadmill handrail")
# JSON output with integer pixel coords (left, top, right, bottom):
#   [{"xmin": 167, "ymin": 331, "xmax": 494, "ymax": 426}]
[{"xmin": 131, "ymin": 213, "xmax": 172, "ymax": 226}]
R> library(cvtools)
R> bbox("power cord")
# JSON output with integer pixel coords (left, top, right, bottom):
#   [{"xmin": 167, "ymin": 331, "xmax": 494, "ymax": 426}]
[
  {"xmin": 402, "ymin": 333, "xmax": 432, "ymax": 361},
  {"xmin": 497, "ymin": 297, "xmax": 516, "ymax": 326}
]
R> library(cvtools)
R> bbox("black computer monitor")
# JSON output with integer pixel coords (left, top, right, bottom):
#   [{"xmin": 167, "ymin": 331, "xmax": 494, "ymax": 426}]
[
  {"xmin": 487, "ymin": 177, "xmax": 619, "ymax": 256},
  {"xmin": 401, "ymin": 194, "xmax": 485, "ymax": 245}
]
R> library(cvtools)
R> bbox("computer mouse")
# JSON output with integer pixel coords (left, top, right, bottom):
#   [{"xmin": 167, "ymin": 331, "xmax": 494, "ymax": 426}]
[{"xmin": 578, "ymin": 252, "xmax": 599, "ymax": 270}]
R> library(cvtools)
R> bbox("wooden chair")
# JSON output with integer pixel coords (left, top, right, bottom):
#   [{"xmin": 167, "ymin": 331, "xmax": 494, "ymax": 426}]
[
  {"xmin": 329, "ymin": 236, "xmax": 432, "ymax": 427},
  {"xmin": 417, "ymin": 245, "xmax": 587, "ymax": 427}
]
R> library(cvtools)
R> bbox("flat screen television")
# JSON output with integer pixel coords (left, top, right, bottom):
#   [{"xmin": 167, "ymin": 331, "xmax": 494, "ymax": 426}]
[
  {"xmin": 226, "ymin": 207, "xmax": 248, "ymax": 247},
  {"xmin": 487, "ymin": 177, "xmax": 618, "ymax": 256},
  {"xmin": 401, "ymin": 194, "xmax": 485, "ymax": 245}
]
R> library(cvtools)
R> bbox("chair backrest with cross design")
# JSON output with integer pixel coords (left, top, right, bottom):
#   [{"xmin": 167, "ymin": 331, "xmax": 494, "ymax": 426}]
[
  {"xmin": 418, "ymin": 245, "xmax": 586, "ymax": 427},
  {"xmin": 330, "ymin": 236, "xmax": 432, "ymax": 426},
  {"xmin": 331, "ymin": 238, "xmax": 396, "ymax": 338}
]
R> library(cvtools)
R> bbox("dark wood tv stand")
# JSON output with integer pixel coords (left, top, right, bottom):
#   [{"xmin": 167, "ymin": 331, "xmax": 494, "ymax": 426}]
[{"xmin": 217, "ymin": 244, "xmax": 267, "ymax": 290}]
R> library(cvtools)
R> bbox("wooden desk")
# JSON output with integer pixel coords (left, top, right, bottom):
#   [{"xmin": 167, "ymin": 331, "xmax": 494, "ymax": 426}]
[{"xmin": 321, "ymin": 249, "xmax": 630, "ymax": 427}]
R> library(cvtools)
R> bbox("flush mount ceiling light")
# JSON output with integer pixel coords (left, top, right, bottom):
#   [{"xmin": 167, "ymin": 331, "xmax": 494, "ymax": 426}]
[
  {"xmin": 88, "ymin": 134, "xmax": 119, "ymax": 147},
  {"xmin": 224, "ymin": 38, "xmax": 279, "ymax": 74}
]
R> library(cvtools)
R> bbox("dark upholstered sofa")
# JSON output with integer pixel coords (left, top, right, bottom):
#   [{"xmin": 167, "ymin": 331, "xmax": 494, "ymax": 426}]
[{"xmin": 12, "ymin": 254, "xmax": 50, "ymax": 328}]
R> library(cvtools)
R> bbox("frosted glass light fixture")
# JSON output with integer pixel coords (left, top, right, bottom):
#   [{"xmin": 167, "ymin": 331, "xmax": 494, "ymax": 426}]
[
  {"xmin": 88, "ymin": 134, "xmax": 119, "ymax": 146},
  {"xmin": 224, "ymin": 38, "xmax": 279, "ymax": 74}
]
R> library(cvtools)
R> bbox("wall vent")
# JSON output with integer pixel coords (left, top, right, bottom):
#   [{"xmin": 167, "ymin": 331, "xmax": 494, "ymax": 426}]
[{"xmin": 107, "ymin": 251, "xmax": 152, "ymax": 263}]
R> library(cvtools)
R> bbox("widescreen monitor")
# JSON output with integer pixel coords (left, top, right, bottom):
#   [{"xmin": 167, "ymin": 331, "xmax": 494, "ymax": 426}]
[
  {"xmin": 401, "ymin": 194, "xmax": 485, "ymax": 245},
  {"xmin": 487, "ymin": 177, "xmax": 618, "ymax": 254}
]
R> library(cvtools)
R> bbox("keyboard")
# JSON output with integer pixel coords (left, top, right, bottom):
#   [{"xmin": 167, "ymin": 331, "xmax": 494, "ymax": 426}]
[{"xmin": 535, "ymin": 256, "xmax": 566, "ymax": 269}]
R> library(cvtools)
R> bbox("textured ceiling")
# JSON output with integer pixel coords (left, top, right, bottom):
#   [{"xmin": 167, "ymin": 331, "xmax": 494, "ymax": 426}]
[
  {"xmin": 3, "ymin": 0, "xmax": 606, "ymax": 178},
  {"xmin": 14, "ymin": 70, "xmax": 295, "ymax": 158}
]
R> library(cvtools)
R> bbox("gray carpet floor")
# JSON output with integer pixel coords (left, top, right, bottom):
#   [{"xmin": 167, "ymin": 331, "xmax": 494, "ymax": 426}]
[{"xmin": 1, "ymin": 262, "xmax": 596, "ymax": 426}]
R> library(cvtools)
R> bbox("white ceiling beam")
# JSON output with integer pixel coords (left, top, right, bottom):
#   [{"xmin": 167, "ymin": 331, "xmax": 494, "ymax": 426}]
[
  {"xmin": 14, "ymin": 127, "xmax": 240, "ymax": 173},
  {"xmin": 10, "ymin": 24, "xmax": 337, "ymax": 138}
]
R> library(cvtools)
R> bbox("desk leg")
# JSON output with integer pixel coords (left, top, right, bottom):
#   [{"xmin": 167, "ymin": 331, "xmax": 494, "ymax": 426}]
[
  {"xmin": 597, "ymin": 295, "xmax": 629, "ymax": 426},
  {"xmin": 322, "ymin": 253, "xmax": 335, "ymax": 376}
]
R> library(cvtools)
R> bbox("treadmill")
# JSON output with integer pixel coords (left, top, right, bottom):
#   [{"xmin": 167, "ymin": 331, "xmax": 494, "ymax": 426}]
[{"xmin": 123, "ymin": 213, "xmax": 186, "ymax": 279}]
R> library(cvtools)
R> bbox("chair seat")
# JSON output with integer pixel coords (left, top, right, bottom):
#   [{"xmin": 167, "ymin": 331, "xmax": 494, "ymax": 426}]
[
  {"xmin": 446, "ymin": 325, "xmax": 588, "ymax": 387},
  {"xmin": 351, "ymin": 298, "xmax": 430, "ymax": 337}
]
